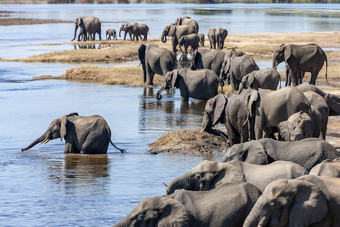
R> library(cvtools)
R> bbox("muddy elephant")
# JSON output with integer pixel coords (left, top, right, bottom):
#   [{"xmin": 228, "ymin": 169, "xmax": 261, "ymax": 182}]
[
  {"xmin": 297, "ymin": 83, "xmax": 340, "ymax": 115},
  {"xmin": 175, "ymin": 16, "xmax": 199, "ymax": 34},
  {"xmin": 278, "ymin": 111, "xmax": 314, "ymax": 141},
  {"xmin": 161, "ymin": 24, "xmax": 196, "ymax": 53},
  {"xmin": 303, "ymin": 90, "xmax": 329, "ymax": 139},
  {"xmin": 166, "ymin": 160, "xmax": 306, "ymax": 194},
  {"xmin": 178, "ymin": 34, "xmax": 200, "ymax": 53},
  {"xmin": 119, "ymin": 22, "xmax": 138, "ymax": 40},
  {"xmin": 309, "ymin": 159, "xmax": 340, "ymax": 177},
  {"xmin": 222, "ymin": 138, "xmax": 339, "ymax": 171},
  {"xmin": 115, "ymin": 182, "xmax": 261, "ymax": 227},
  {"xmin": 201, "ymin": 90, "xmax": 257, "ymax": 146},
  {"xmin": 156, "ymin": 69, "xmax": 220, "ymax": 102},
  {"xmin": 138, "ymin": 44, "xmax": 176, "ymax": 85},
  {"xmin": 106, "ymin": 29, "xmax": 117, "ymax": 40},
  {"xmin": 238, "ymin": 68, "xmax": 280, "ymax": 93},
  {"xmin": 21, "ymin": 113, "xmax": 125, "ymax": 154},
  {"xmin": 220, "ymin": 51, "xmax": 259, "ymax": 91},
  {"xmin": 72, "ymin": 16, "xmax": 101, "ymax": 41},
  {"xmin": 272, "ymin": 43, "xmax": 328, "ymax": 86},
  {"xmin": 244, "ymin": 176, "xmax": 340, "ymax": 227},
  {"xmin": 197, "ymin": 33, "xmax": 205, "ymax": 47}
]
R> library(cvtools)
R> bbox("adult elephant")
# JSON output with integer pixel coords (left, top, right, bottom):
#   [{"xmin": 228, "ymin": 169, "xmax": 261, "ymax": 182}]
[
  {"xmin": 125, "ymin": 23, "xmax": 149, "ymax": 41},
  {"xmin": 175, "ymin": 16, "xmax": 199, "ymax": 34},
  {"xmin": 115, "ymin": 182, "xmax": 261, "ymax": 227},
  {"xmin": 190, "ymin": 49, "xmax": 225, "ymax": 76},
  {"xmin": 166, "ymin": 160, "xmax": 307, "ymax": 194},
  {"xmin": 309, "ymin": 159, "xmax": 340, "ymax": 177},
  {"xmin": 161, "ymin": 24, "xmax": 196, "ymax": 53},
  {"xmin": 156, "ymin": 69, "xmax": 220, "ymax": 102},
  {"xmin": 272, "ymin": 43, "xmax": 328, "ymax": 86},
  {"xmin": 21, "ymin": 113, "xmax": 125, "ymax": 154},
  {"xmin": 72, "ymin": 16, "xmax": 101, "ymax": 41},
  {"xmin": 222, "ymin": 138, "xmax": 339, "ymax": 171},
  {"xmin": 220, "ymin": 51, "xmax": 259, "ymax": 91},
  {"xmin": 297, "ymin": 83, "xmax": 340, "ymax": 115},
  {"xmin": 201, "ymin": 90, "xmax": 257, "ymax": 146},
  {"xmin": 119, "ymin": 22, "xmax": 138, "ymax": 40},
  {"xmin": 138, "ymin": 44, "xmax": 176, "ymax": 85},
  {"xmin": 208, "ymin": 28, "xmax": 217, "ymax": 49},
  {"xmin": 238, "ymin": 68, "xmax": 280, "ymax": 94},
  {"xmin": 208, "ymin": 28, "xmax": 228, "ymax": 49},
  {"xmin": 244, "ymin": 176, "xmax": 340, "ymax": 227},
  {"xmin": 178, "ymin": 34, "xmax": 200, "ymax": 53},
  {"xmin": 106, "ymin": 29, "xmax": 117, "ymax": 40}
]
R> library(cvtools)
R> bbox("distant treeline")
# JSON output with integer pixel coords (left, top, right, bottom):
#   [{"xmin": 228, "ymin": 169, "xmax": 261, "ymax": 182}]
[{"xmin": 0, "ymin": 0, "xmax": 335, "ymax": 3}]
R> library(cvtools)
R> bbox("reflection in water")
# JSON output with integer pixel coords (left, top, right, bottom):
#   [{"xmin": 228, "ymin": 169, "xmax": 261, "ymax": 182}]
[
  {"xmin": 180, "ymin": 101, "xmax": 206, "ymax": 116},
  {"xmin": 73, "ymin": 44, "xmax": 101, "ymax": 50},
  {"xmin": 177, "ymin": 53, "xmax": 192, "ymax": 69}
]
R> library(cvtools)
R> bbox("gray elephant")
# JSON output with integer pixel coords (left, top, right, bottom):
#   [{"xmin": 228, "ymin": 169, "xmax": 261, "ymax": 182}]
[
  {"xmin": 190, "ymin": 49, "xmax": 225, "ymax": 76},
  {"xmin": 208, "ymin": 28, "xmax": 217, "ymax": 49},
  {"xmin": 21, "ymin": 113, "xmax": 125, "ymax": 154},
  {"xmin": 161, "ymin": 24, "xmax": 196, "ymax": 53},
  {"xmin": 208, "ymin": 28, "xmax": 228, "ymax": 49},
  {"xmin": 238, "ymin": 68, "xmax": 280, "ymax": 94},
  {"xmin": 278, "ymin": 111, "xmax": 314, "ymax": 141},
  {"xmin": 72, "ymin": 16, "xmax": 101, "ymax": 41},
  {"xmin": 175, "ymin": 16, "xmax": 199, "ymax": 34},
  {"xmin": 220, "ymin": 51, "xmax": 259, "ymax": 91},
  {"xmin": 178, "ymin": 33, "xmax": 199, "ymax": 53},
  {"xmin": 115, "ymin": 182, "xmax": 261, "ymax": 227},
  {"xmin": 272, "ymin": 43, "xmax": 328, "ymax": 86},
  {"xmin": 309, "ymin": 159, "xmax": 340, "ymax": 177},
  {"xmin": 125, "ymin": 23, "xmax": 149, "ymax": 41},
  {"xmin": 201, "ymin": 90, "xmax": 256, "ymax": 146},
  {"xmin": 244, "ymin": 176, "xmax": 340, "ymax": 227},
  {"xmin": 303, "ymin": 90, "xmax": 329, "ymax": 139},
  {"xmin": 166, "ymin": 160, "xmax": 307, "ymax": 194},
  {"xmin": 297, "ymin": 83, "xmax": 340, "ymax": 115},
  {"xmin": 106, "ymin": 29, "xmax": 117, "ymax": 40},
  {"xmin": 222, "ymin": 138, "xmax": 339, "ymax": 171},
  {"xmin": 197, "ymin": 33, "xmax": 205, "ymax": 47},
  {"xmin": 138, "ymin": 44, "xmax": 176, "ymax": 86},
  {"xmin": 119, "ymin": 22, "xmax": 138, "ymax": 40},
  {"xmin": 156, "ymin": 69, "xmax": 220, "ymax": 102},
  {"xmin": 248, "ymin": 87, "xmax": 310, "ymax": 139}
]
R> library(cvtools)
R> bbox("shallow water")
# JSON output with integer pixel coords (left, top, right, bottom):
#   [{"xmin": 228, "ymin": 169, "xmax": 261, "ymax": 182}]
[{"xmin": 1, "ymin": 3, "xmax": 340, "ymax": 226}]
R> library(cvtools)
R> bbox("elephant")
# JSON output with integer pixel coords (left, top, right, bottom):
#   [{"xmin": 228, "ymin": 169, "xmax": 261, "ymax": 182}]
[
  {"xmin": 178, "ymin": 33, "xmax": 199, "ymax": 53},
  {"xmin": 124, "ymin": 23, "xmax": 149, "ymax": 41},
  {"xmin": 72, "ymin": 16, "xmax": 101, "ymax": 41},
  {"xmin": 278, "ymin": 111, "xmax": 314, "ymax": 142},
  {"xmin": 201, "ymin": 90, "xmax": 256, "ymax": 146},
  {"xmin": 297, "ymin": 83, "xmax": 340, "ymax": 115},
  {"xmin": 115, "ymin": 182, "xmax": 261, "ymax": 227},
  {"xmin": 247, "ymin": 86, "xmax": 310, "ymax": 139},
  {"xmin": 221, "ymin": 138, "xmax": 340, "ymax": 171},
  {"xmin": 190, "ymin": 49, "xmax": 226, "ymax": 76},
  {"xmin": 208, "ymin": 28, "xmax": 228, "ymax": 49},
  {"xmin": 21, "ymin": 113, "xmax": 125, "ymax": 154},
  {"xmin": 138, "ymin": 44, "xmax": 176, "ymax": 86},
  {"xmin": 309, "ymin": 159, "xmax": 340, "ymax": 177},
  {"xmin": 119, "ymin": 22, "xmax": 138, "ymax": 40},
  {"xmin": 175, "ymin": 16, "xmax": 199, "ymax": 34},
  {"xmin": 220, "ymin": 50, "xmax": 259, "ymax": 91},
  {"xmin": 156, "ymin": 69, "xmax": 220, "ymax": 102},
  {"xmin": 272, "ymin": 43, "xmax": 328, "ymax": 86},
  {"xmin": 197, "ymin": 33, "xmax": 205, "ymax": 47},
  {"xmin": 208, "ymin": 28, "xmax": 217, "ymax": 49},
  {"xmin": 161, "ymin": 24, "xmax": 196, "ymax": 53},
  {"xmin": 238, "ymin": 68, "xmax": 281, "ymax": 94},
  {"xmin": 106, "ymin": 29, "xmax": 117, "ymax": 40},
  {"xmin": 166, "ymin": 160, "xmax": 307, "ymax": 194},
  {"xmin": 303, "ymin": 90, "xmax": 329, "ymax": 139}
]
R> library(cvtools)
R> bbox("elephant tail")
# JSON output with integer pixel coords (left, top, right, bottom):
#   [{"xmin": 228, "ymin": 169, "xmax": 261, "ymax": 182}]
[
  {"xmin": 110, "ymin": 140, "xmax": 126, "ymax": 153},
  {"xmin": 325, "ymin": 55, "xmax": 328, "ymax": 81}
]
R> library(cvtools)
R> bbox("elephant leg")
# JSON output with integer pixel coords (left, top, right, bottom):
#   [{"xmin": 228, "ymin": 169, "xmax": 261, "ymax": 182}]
[
  {"xmin": 231, "ymin": 75, "xmax": 237, "ymax": 92},
  {"xmin": 309, "ymin": 72, "xmax": 318, "ymax": 85},
  {"xmin": 226, "ymin": 122, "xmax": 239, "ymax": 146},
  {"xmin": 179, "ymin": 88, "xmax": 189, "ymax": 102},
  {"xmin": 172, "ymin": 37, "xmax": 178, "ymax": 53},
  {"xmin": 64, "ymin": 142, "xmax": 80, "ymax": 153}
]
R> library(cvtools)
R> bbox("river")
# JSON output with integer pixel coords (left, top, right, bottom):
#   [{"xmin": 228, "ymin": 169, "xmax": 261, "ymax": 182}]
[{"xmin": 0, "ymin": 3, "xmax": 339, "ymax": 226}]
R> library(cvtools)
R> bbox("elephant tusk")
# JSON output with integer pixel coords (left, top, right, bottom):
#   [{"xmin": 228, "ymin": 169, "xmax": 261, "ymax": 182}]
[
  {"xmin": 201, "ymin": 126, "xmax": 207, "ymax": 133},
  {"xmin": 44, "ymin": 139, "xmax": 50, "ymax": 144},
  {"xmin": 163, "ymin": 182, "xmax": 168, "ymax": 187},
  {"xmin": 242, "ymin": 115, "xmax": 249, "ymax": 126},
  {"xmin": 39, "ymin": 139, "xmax": 47, "ymax": 145},
  {"xmin": 138, "ymin": 62, "xmax": 141, "ymax": 67}
]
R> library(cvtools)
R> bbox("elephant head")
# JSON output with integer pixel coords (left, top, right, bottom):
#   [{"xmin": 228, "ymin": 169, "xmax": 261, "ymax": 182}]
[
  {"xmin": 220, "ymin": 49, "xmax": 244, "ymax": 82},
  {"xmin": 272, "ymin": 44, "xmax": 292, "ymax": 70},
  {"xmin": 138, "ymin": 44, "xmax": 147, "ymax": 83},
  {"xmin": 166, "ymin": 160, "xmax": 244, "ymax": 195},
  {"xmin": 201, "ymin": 94, "xmax": 228, "ymax": 132},
  {"xmin": 156, "ymin": 70, "xmax": 178, "ymax": 100},
  {"xmin": 243, "ymin": 179, "xmax": 329, "ymax": 227},
  {"xmin": 325, "ymin": 93, "xmax": 340, "ymax": 114},
  {"xmin": 119, "ymin": 24, "xmax": 127, "ymax": 37},
  {"xmin": 72, "ymin": 17, "xmax": 86, "ymax": 41},
  {"xmin": 239, "ymin": 73, "xmax": 257, "ymax": 94},
  {"xmin": 161, "ymin": 24, "xmax": 176, "ymax": 43},
  {"xmin": 21, "ymin": 113, "xmax": 79, "ymax": 151},
  {"xmin": 278, "ymin": 111, "xmax": 314, "ymax": 141},
  {"xmin": 114, "ymin": 196, "xmax": 196, "ymax": 227}
]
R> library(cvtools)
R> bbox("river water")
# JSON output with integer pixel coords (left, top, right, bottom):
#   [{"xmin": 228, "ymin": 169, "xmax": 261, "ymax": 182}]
[{"xmin": 1, "ymin": 3, "xmax": 340, "ymax": 226}]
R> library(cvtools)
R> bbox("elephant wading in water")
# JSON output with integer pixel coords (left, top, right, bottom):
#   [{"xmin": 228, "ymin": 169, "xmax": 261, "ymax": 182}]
[
  {"xmin": 21, "ymin": 113, "xmax": 125, "ymax": 154},
  {"xmin": 138, "ymin": 44, "xmax": 176, "ymax": 85},
  {"xmin": 114, "ymin": 182, "xmax": 261, "ymax": 227},
  {"xmin": 272, "ymin": 43, "xmax": 328, "ymax": 86},
  {"xmin": 190, "ymin": 49, "xmax": 226, "ymax": 76},
  {"xmin": 156, "ymin": 69, "xmax": 220, "ymax": 102},
  {"xmin": 161, "ymin": 24, "xmax": 196, "ymax": 53},
  {"xmin": 72, "ymin": 17, "xmax": 101, "ymax": 41}
]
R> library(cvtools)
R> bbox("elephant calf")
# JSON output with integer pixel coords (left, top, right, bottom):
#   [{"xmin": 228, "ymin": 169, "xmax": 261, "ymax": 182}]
[
  {"xmin": 178, "ymin": 34, "xmax": 200, "ymax": 53},
  {"xmin": 21, "ymin": 113, "xmax": 125, "ymax": 154},
  {"xmin": 106, "ymin": 29, "xmax": 117, "ymax": 40}
]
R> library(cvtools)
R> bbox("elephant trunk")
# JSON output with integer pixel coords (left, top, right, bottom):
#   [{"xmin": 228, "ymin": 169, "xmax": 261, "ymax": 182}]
[
  {"xmin": 166, "ymin": 173, "xmax": 192, "ymax": 195},
  {"xmin": 119, "ymin": 27, "xmax": 123, "ymax": 37},
  {"xmin": 156, "ymin": 83, "xmax": 166, "ymax": 100},
  {"xmin": 21, "ymin": 133, "xmax": 46, "ymax": 152},
  {"xmin": 72, "ymin": 24, "xmax": 78, "ymax": 41},
  {"xmin": 272, "ymin": 58, "xmax": 279, "ymax": 70},
  {"xmin": 161, "ymin": 31, "xmax": 167, "ymax": 43},
  {"xmin": 238, "ymin": 83, "xmax": 244, "ymax": 94},
  {"xmin": 243, "ymin": 196, "xmax": 269, "ymax": 227}
]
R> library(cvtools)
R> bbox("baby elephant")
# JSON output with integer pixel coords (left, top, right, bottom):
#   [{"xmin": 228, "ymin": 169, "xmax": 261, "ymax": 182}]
[
  {"xmin": 238, "ymin": 68, "xmax": 280, "ymax": 94},
  {"xmin": 197, "ymin": 33, "xmax": 205, "ymax": 47},
  {"xmin": 21, "ymin": 113, "xmax": 125, "ymax": 154},
  {"xmin": 178, "ymin": 34, "xmax": 200, "ymax": 53},
  {"xmin": 106, "ymin": 29, "xmax": 117, "ymax": 40}
]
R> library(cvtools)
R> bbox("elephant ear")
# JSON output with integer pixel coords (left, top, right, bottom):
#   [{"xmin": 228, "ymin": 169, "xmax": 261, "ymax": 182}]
[
  {"xmin": 247, "ymin": 90, "xmax": 259, "ymax": 118},
  {"xmin": 246, "ymin": 141, "xmax": 268, "ymax": 164},
  {"xmin": 60, "ymin": 115, "xmax": 68, "ymax": 141},
  {"xmin": 171, "ymin": 70, "xmax": 179, "ymax": 89},
  {"xmin": 247, "ymin": 74, "xmax": 257, "ymax": 89},
  {"xmin": 284, "ymin": 44, "xmax": 293, "ymax": 62},
  {"xmin": 288, "ymin": 179, "xmax": 329, "ymax": 227},
  {"xmin": 213, "ymin": 94, "xmax": 227, "ymax": 126},
  {"xmin": 168, "ymin": 25, "xmax": 176, "ymax": 36}
]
